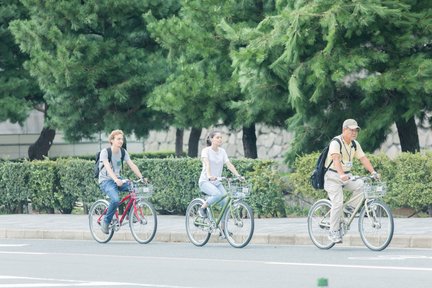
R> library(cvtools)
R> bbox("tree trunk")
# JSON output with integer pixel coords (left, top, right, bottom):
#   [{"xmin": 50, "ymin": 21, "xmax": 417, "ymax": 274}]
[
  {"xmin": 28, "ymin": 127, "xmax": 56, "ymax": 160},
  {"xmin": 395, "ymin": 116, "xmax": 420, "ymax": 153},
  {"xmin": 188, "ymin": 127, "xmax": 202, "ymax": 157},
  {"xmin": 175, "ymin": 128, "xmax": 184, "ymax": 157},
  {"xmin": 242, "ymin": 124, "xmax": 258, "ymax": 158}
]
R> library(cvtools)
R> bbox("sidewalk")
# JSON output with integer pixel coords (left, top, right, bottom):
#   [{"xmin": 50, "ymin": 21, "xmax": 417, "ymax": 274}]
[{"xmin": 1, "ymin": 214, "xmax": 431, "ymax": 248}]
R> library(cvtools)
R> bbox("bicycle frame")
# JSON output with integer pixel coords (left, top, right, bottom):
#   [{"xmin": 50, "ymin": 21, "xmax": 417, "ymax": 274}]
[
  {"xmin": 194, "ymin": 192, "xmax": 235, "ymax": 232},
  {"xmin": 321, "ymin": 187, "xmax": 380, "ymax": 233},
  {"xmin": 98, "ymin": 191, "xmax": 138, "ymax": 230}
]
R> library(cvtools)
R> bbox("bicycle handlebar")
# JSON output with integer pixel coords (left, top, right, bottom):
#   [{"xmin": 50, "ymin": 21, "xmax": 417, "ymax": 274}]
[{"xmin": 213, "ymin": 176, "xmax": 245, "ymax": 182}]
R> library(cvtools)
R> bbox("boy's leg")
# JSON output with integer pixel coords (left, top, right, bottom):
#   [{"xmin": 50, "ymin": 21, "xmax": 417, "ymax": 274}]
[{"xmin": 100, "ymin": 180, "xmax": 120, "ymax": 225}]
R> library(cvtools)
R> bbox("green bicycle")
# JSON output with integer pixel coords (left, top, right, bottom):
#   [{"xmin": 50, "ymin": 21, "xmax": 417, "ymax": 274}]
[{"xmin": 185, "ymin": 177, "xmax": 254, "ymax": 248}]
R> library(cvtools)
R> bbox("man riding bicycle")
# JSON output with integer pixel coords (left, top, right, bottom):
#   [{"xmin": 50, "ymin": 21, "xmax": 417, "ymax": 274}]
[
  {"xmin": 324, "ymin": 119, "xmax": 379, "ymax": 243},
  {"xmin": 98, "ymin": 130, "xmax": 146, "ymax": 234}
]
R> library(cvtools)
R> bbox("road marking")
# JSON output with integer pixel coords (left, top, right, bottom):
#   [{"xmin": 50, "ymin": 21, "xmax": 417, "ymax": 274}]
[
  {"xmin": 266, "ymin": 261, "xmax": 432, "ymax": 272},
  {"xmin": 348, "ymin": 255, "xmax": 432, "ymax": 260},
  {"xmin": 0, "ymin": 276, "xmax": 195, "ymax": 288},
  {"xmin": 0, "ymin": 252, "xmax": 46, "ymax": 255},
  {"xmin": 0, "ymin": 245, "xmax": 28, "ymax": 247}
]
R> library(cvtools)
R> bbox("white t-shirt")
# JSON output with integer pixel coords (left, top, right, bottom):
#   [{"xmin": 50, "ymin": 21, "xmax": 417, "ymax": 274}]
[
  {"xmin": 199, "ymin": 146, "xmax": 229, "ymax": 184},
  {"xmin": 98, "ymin": 148, "xmax": 130, "ymax": 184}
]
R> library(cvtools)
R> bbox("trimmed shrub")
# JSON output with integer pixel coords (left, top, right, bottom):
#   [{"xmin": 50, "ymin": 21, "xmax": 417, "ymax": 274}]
[{"xmin": 0, "ymin": 161, "xmax": 31, "ymax": 213}]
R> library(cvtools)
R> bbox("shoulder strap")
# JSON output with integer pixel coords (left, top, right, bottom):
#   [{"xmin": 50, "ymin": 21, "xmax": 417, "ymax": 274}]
[
  {"xmin": 325, "ymin": 137, "xmax": 342, "ymax": 170},
  {"xmin": 107, "ymin": 147, "xmax": 112, "ymax": 163},
  {"xmin": 120, "ymin": 147, "xmax": 125, "ymax": 162},
  {"xmin": 352, "ymin": 140, "xmax": 357, "ymax": 150},
  {"xmin": 333, "ymin": 137, "xmax": 342, "ymax": 154}
]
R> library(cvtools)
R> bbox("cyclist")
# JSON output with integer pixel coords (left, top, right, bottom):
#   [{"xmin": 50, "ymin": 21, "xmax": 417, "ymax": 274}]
[
  {"xmin": 197, "ymin": 131, "xmax": 243, "ymax": 237},
  {"xmin": 324, "ymin": 119, "xmax": 379, "ymax": 243},
  {"xmin": 98, "ymin": 129, "xmax": 145, "ymax": 234}
]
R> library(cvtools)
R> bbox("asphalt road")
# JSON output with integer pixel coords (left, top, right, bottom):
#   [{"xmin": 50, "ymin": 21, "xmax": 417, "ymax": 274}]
[{"xmin": 0, "ymin": 239, "xmax": 431, "ymax": 288}]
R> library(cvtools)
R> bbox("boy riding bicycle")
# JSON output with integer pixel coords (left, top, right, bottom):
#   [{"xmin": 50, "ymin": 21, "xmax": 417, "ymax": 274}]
[
  {"xmin": 98, "ymin": 129, "xmax": 146, "ymax": 234},
  {"xmin": 324, "ymin": 119, "xmax": 379, "ymax": 243}
]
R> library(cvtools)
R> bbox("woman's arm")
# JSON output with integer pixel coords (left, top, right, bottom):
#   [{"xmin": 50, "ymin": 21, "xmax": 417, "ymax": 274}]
[{"xmin": 226, "ymin": 161, "xmax": 241, "ymax": 178}]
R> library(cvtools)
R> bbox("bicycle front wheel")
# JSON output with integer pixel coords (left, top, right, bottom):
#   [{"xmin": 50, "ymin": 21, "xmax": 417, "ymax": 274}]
[
  {"xmin": 224, "ymin": 201, "xmax": 254, "ymax": 248},
  {"xmin": 307, "ymin": 199, "xmax": 335, "ymax": 250},
  {"xmin": 185, "ymin": 199, "xmax": 211, "ymax": 247},
  {"xmin": 129, "ymin": 200, "xmax": 157, "ymax": 244},
  {"xmin": 359, "ymin": 200, "xmax": 394, "ymax": 251},
  {"xmin": 88, "ymin": 199, "xmax": 114, "ymax": 243}
]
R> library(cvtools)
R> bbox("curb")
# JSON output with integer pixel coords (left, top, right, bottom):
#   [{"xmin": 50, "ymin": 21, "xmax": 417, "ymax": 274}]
[{"xmin": 1, "ymin": 229, "xmax": 431, "ymax": 248}]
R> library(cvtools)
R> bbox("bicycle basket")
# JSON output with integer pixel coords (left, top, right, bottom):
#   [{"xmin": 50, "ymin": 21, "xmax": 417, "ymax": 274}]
[
  {"xmin": 136, "ymin": 184, "xmax": 154, "ymax": 199},
  {"xmin": 230, "ymin": 183, "xmax": 252, "ymax": 199},
  {"xmin": 363, "ymin": 182, "xmax": 387, "ymax": 199}
]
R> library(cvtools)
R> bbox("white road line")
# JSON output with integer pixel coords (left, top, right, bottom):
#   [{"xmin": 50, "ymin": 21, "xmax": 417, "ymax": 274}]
[
  {"xmin": 0, "ymin": 245, "xmax": 28, "ymax": 247},
  {"xmin": 0, "ymin": 276, "xmax": 195, "ymax": 288},
  {"xmin": 266, "ymin": 261, "xmax": 432, "ymax": 272}
]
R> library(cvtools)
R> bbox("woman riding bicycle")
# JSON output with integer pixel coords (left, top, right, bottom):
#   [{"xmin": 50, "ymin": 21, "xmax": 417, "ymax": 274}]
[
  {"xmin": 98, "ymin": 129, "xmax": 146, "ymax": 234},
  {"xmin": 324, "ymin": 119, "xmax": 379, "ymax": 243},
  {"xmin": 197, "ymin": 131, "xmax": 243, "ymax": 235}
]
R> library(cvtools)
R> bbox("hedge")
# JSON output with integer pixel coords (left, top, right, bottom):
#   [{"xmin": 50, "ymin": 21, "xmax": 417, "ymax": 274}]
[
  {"xmin": 288, "ymin": 152, "xmax": 432, "ymax": 214},
  {"xmin": 0, "ymin": 157, "xmax": 286, "ymax": 217}
]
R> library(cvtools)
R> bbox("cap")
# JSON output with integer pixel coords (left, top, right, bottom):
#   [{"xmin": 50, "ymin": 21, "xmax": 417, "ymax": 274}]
[{"xmin": 343, "ymin": 119, "xmax": 360, "ymax": 130}]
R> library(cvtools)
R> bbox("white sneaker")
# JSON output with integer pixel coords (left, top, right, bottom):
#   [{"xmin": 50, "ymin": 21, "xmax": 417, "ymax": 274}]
[
  {"xmin": 198, "ymin": 207, "xmax": 208, "ymax": 218},
  {"xmin": 328, "ymin": 230, "xmax": 342, "ymax": 243}
]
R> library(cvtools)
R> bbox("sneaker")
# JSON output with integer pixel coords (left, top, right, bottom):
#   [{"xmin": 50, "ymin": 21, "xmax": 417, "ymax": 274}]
[
  {"xmin": 101, "ymin": 221, "xmax": 109, "ymax": 235},
  {"xmin": 328, "ymin": 230, "xmax": 342, "ymax": 243},
  {"xmin": 219, "ymin": 230, "xmax": 233, "ymax": 240},
  {"xmin": 343, "ymin": 205, "xmax": 355, "ymax": 216},
  {"xmin": 198, "ymin": 207, "xmax": 208, "ymax": 218}
]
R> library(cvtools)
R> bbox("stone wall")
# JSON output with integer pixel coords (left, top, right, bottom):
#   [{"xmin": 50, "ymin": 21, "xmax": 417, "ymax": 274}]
[
  {"xmin": 143, "ymin": 123, "xmax": 432, "ymax": 160},
  {"xmin": 1, "ymin": 109, "xmax": 431, "ymax": 160}
]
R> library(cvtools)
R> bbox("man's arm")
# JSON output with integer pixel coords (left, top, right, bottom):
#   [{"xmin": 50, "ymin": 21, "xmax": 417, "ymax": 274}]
[
  {"xmin": 331, "ymin": 153, "xmax": 349, "ymax": 181},
  {"xmin": 126, "ymin": 159, "xmax": 143, "ymax": 180},
  {"xmin": 359, "ymin": 156, "xmax": 377, "ymax": 175}
]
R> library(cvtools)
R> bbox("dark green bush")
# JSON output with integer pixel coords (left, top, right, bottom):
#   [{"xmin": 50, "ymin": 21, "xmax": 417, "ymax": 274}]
[
  {"xmin": 384, "ymin": 152, "xmax": 432, "ymax": 213},
  {"xmin": 0, "ymin": 157, "xmax": 285, "ymax": 216},
  {"xmin": 0, "ymin": 161, "xmax": 31, "ymax": 213},
  {"xmin": 27, "ymin": 161, "xmax": 58, "ymax": 213},
  {"xmin": 288, "ymin": 151, "xmax": 432, "ymax": 213}
]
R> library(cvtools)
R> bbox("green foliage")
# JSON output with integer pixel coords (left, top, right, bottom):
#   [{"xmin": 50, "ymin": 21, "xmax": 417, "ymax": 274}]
[
  {"xmin": 247, "ymin": 161, "xmax": 286, "ymax": 217},
  {"xmin": 9, "ymin": 0, "xmax": 179, "ymax": 141},
  {"xmin": 0, "ymin": 161, "xmax": 31, "ymax": 213},
  {"xmin": 27, "ymin": 161, "xmax": 58, "ymax": 213},
  {"xmin": 289, "ymin": 151, "xmax": 432, "ymax": 213},
  {"xmin": 227, "ymin": 0, "xmax": 432, "ymax": 162},
  {"xmin": 60, "ymin": 151, "xmax": 180, "ymax": 161},
  {"xmin": 56, "ymin": 158, "xmax": 99, "ymax": 213},
  {"xmin": 0, "ymin": 157, "xmax": 285, "ymax": 216},
  {"xmin": 385, "ymin": 152, "xmax": 432, "ymax": 213},
  {"xmin": 0, "ymin": 0, "xmax": 43, "ymax": 124}
]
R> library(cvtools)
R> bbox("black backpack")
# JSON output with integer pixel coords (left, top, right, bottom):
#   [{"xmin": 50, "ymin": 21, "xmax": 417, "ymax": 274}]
[
  {"xmin": 94, "ymin": 147, "xmax": 125, "ymax": 179},
  {"xmin": 310, "ymin": 138, "xmax": 357, "ymax": 189}
]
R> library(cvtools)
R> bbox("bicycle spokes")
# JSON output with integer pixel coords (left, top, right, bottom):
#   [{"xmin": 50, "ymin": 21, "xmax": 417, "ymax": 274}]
[
  {"xmin": 129, "ymin": 200, "xmax": 157, "ymax": 244},
  {"xmin": 359, "ymin": 201, "xmax": 394, "ymax": 251}
]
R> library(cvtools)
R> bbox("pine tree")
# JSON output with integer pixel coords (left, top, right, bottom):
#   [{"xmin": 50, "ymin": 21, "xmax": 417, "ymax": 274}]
[
  {"xmin": 10, "ymin": 0, "xmax": 178, "ymax": 142},
  {"xmin": 229, "ymin": 0, "xmax": 432, "ymax": 161}
]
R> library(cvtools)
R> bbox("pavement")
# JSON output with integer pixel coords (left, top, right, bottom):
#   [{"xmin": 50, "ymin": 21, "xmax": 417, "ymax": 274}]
[{"xmin": 1, "ymin": 214, "xmax": 432, "ymax": 248}]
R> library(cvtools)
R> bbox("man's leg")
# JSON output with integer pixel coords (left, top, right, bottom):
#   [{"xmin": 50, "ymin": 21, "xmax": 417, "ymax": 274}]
[
  {"xmin": 344, "ymin": 176, "xmax": 364, "ymax": 209},
  {"xmin": 324, "ymin": 171, "xmax": 344, "ymax": 242}
]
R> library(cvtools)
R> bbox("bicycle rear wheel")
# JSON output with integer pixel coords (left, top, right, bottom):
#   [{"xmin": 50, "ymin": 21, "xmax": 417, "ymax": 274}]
[
  {"xmin": 359, "ymin": 200, "xmax": 394, "ymax": 251},
  {"xmin": 307, "ymin": 199, "xmax": 335, "ymax": 249},
  {"xmin": 129, "ymin": 200, "xmax": 157, "ymax": 244},
  {"xmin": 185, "ymin": 199, "xmax": 211, "ymax": 246},
  {"xmin": 224, "ymin": 201, "xmax": 254, "ymax": 248},
  {"xmin": 88, "ymin": 199, "xmax": 114, "ymax": 243}
]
